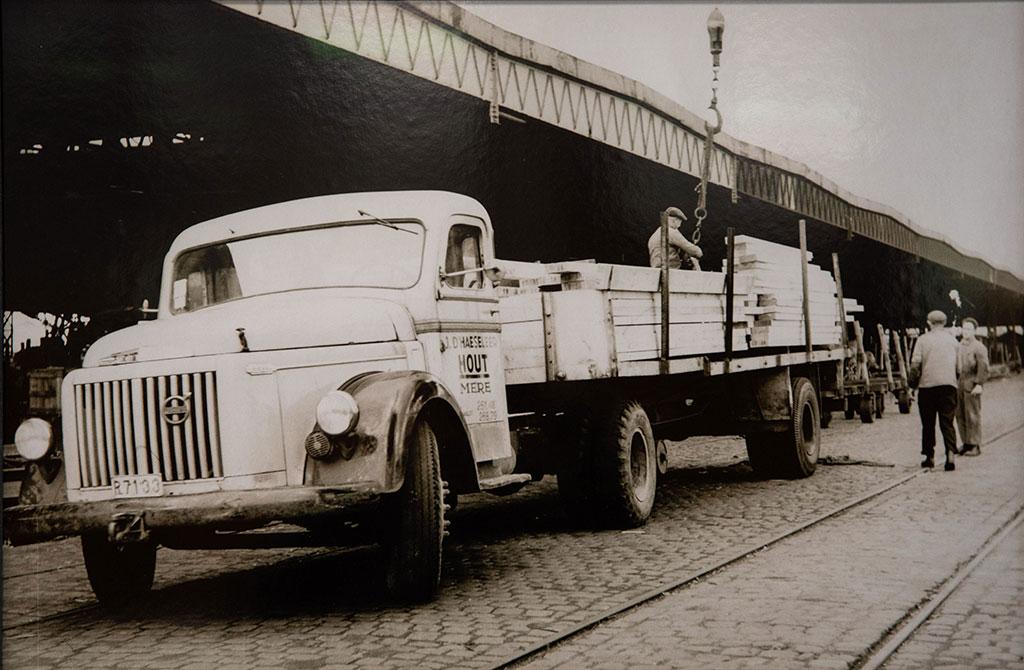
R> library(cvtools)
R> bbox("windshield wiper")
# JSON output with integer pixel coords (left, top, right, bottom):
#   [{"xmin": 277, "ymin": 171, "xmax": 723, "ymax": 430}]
[{"xmin": 356, "ymin": 210, "xmax": 418, "ymax": 235}]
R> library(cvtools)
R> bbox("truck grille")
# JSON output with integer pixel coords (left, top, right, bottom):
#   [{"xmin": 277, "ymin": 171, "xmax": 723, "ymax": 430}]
[{"xmin": 73, "ymin": 372, "xmax": 223, "ymax": 488}]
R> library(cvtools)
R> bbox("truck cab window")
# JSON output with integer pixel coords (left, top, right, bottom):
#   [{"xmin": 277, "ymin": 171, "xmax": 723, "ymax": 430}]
[
  {"xmin": 445, "ymin": 224, "xmax": 483, "ymax": 289},
  {"xmin": 172, "ymin": 245, "xmax": 242, "ymax": 313}
]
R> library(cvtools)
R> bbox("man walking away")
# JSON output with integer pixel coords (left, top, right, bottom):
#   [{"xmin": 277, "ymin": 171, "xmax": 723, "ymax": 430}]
[
  {"xmin": 956, "ymin": 317, "xmax": 989, "ymax": 456},
  {"xmin": 910, "ymin": 310, "xmax": 960, "ymax": 471},
  {"xmin": 648, "ymin": 208, "xmax": 703, "ymax": 271}
]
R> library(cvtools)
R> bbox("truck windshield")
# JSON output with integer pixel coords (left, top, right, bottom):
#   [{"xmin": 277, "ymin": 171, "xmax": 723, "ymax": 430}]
[{"xmin": 170, "ymin": 221, "xmax": 424, "ymax": 314}]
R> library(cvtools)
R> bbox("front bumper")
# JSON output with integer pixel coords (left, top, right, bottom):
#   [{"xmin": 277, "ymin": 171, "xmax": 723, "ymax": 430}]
[{"xmin": 3, "ymin": 485, "xmax": 380, "ymax": 546}]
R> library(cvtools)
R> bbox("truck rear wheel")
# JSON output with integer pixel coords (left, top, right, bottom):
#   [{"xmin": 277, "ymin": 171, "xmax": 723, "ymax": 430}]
[
  {"xmin": 776, "ymin": 377, "xmax": 821, "ymax": 478},
  {"xmin": 589, "ymin": 400, "xmax": 658, "ymax": 528},
  {"xmin": 383, "ymin": 418, "xmax": 445, "ymax": 602},
  {"xmin": 81, "ymin": 533, "xmax": 157, "ymax": 607}
]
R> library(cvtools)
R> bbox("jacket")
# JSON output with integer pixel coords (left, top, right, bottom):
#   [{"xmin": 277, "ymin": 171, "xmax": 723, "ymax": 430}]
[{"xmin": 910, "ymin": 328, "xmax": 960, "ymax": 389}]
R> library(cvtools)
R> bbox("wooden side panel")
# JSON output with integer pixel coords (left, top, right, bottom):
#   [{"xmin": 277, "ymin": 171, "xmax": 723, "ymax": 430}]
[{"xmin": 548, "ymin": 290, "xmax": 615, "ymax": 379}]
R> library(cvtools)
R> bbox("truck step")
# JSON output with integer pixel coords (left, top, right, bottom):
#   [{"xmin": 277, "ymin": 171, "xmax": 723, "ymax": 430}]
[{"xmin": 478, "ymin": 473, "xmax": 532, "ymax": 491}]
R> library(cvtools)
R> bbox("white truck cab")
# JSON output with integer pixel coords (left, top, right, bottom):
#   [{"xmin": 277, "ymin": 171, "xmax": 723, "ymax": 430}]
[{"xmin": 9, "ymin": 191, "xmax": 522, "ymax": 603}]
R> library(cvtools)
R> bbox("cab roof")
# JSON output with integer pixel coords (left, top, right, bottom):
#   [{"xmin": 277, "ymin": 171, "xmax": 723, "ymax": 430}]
[{"xmin": 166, "ymin": 190, "xmax": 491, "ymax": 256}]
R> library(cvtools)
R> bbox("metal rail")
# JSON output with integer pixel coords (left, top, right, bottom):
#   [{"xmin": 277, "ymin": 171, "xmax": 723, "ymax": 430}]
[
  {"xmin": 489, "ymin": 422, "xmax": 1024, "ymax": 670},
  {"xmin": 489, "ymin": 472, "xmax": 922, "ymax": 669},
  {"xmin": 857, "ymin": 506, "xmax": 1024, "ymax": 670}
]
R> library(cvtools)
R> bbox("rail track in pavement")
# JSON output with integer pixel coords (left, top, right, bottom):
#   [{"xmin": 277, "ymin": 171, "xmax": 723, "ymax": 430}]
[{"xmin": 490, "ymin": 421, "xmax": 1024, "ymax": 670}]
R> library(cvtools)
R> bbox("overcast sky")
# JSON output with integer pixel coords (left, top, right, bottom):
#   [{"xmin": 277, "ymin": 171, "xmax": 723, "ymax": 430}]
[{"xmin": 459, "ymin": 2, "xmax": 1024, "ymax": 278}]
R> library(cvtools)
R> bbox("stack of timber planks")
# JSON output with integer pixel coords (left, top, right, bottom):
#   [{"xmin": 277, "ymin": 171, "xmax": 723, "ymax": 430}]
[{"xmin": 723, "ymin": 235, "xmax": 860, "ymax": 348}]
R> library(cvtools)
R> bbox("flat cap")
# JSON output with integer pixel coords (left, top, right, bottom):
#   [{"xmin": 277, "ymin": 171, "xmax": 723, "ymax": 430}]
[{"xmin": 927, "ymin": 310, "xmax": 947, "ymax": 325}]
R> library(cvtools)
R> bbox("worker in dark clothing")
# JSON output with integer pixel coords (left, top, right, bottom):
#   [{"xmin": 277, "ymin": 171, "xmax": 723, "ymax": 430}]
[
  {"xmin": 648, "ymin": 208, "xmax": 703, "ymax": 271},
  {"xmin": 909, "ymin": 310, "xmax": 961, "ymax": 471},
  {"xmin": 956, "ymin": 317, "xmax": 989, "ymax": 456}
]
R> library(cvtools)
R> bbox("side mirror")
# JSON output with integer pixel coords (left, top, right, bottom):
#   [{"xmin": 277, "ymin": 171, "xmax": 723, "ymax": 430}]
[
  {"xmin": 439, "ymin": 266, "xmax": 503, "ymax": 284},
  {"xmin": 139, "ymin": 299, "xmax": 159, "ymax": 321}
]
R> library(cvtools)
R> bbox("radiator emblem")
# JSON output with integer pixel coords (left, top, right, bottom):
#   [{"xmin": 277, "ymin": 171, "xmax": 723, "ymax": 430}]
[{"xmin": 161, "ymin": 393, "xmax": 192, "ymax": 425}]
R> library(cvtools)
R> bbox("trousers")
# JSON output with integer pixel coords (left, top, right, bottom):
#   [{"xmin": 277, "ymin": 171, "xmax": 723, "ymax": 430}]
[
  {"xmin": 918, "ymin": 385, "xmax": 958, "ymax": 460},
  {"xmin": 955, "ymin": 388, "xmax": 982, "ymax": 446}
]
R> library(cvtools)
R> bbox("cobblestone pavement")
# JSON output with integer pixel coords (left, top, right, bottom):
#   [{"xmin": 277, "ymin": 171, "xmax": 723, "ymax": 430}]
[
  {"xmin": 883, "ymin": 520, "xmax": 1024, "ymax": 670},
  {"xmin": 3, "ymin": 376, "xmax": 1023, "ymax": 669},
  {"xmin": 520, "ymin": 377, "xmax": 1024, "ymax": 669}
]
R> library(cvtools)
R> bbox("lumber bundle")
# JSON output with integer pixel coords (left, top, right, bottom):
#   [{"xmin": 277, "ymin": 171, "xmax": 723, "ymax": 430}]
[{"xmin": 722, "ymin": 236, "xmax": 862, "ymax": 348}]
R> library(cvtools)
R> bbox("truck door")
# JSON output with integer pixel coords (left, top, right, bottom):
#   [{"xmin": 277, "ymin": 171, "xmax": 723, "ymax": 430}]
[{"xmin": 422, "ymin": 216, "xmax": 513, "ymax": 464}]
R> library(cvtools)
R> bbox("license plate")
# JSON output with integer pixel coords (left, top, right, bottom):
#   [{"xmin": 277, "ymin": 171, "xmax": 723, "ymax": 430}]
[{"xmin": 111, "ymin": 474, "xmax": 164, "ymax": 498}]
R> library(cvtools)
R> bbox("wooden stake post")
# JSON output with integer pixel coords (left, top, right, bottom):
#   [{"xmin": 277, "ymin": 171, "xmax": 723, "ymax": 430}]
[
  {"xmin": 659, "ymin": 209, "xmax": 670, "ymax": 374},
  {"xmin": 724, "ymin": 227, "xmax": 735, "ymax": 373},
  {"xmin": 798, "ymin": 220, "xmax": 812, "ymax": 355},
  {"xmin": 852, "ymin": 320, "xmax": 869, "ymax": 382},
  {"xmin": 892, "ymin": 328, "xmax": 909, "ymax": 385},
  {"xmin": 831, "ymin": 253, "xmax": 848, "ymax": 389},
  {"xmin": 877, "ymin": 323, "xmax": 894, "ymax": 387}
]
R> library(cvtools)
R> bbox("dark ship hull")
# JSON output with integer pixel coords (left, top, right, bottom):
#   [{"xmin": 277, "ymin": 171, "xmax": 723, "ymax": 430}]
[{"xmin": 4, "ymin": 0, "xmax": 1021, "ymax": 330}]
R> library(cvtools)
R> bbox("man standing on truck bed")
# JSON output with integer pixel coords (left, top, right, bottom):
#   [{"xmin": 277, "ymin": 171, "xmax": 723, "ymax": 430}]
[
  {"xmin": 910, "ymin": 310, "xmax": 961, "ymax": 471},
  {"xmin": 648, "ymin": 207, "xmax": 703, "ymax": 271}
]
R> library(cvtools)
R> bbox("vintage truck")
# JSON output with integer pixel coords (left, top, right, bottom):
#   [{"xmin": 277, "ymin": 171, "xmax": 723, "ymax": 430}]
[{"xmin": 5, "ymin": 191, "xmax": 852, "ymax": 604}]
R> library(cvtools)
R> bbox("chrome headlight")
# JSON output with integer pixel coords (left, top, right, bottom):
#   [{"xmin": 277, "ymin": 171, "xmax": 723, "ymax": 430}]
[
  {"xmin": 316, "ymin": 390, "xmax": 359, "ymax": 436},
  {"xmin": 15, "ymin": 418, "xmax": 54, "ymax": 461}
]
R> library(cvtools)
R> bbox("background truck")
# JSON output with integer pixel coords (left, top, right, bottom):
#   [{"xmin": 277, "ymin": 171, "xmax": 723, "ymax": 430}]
[{"xmin": 5, "ymin": 191, "xmax": 857, "ymax": 604}]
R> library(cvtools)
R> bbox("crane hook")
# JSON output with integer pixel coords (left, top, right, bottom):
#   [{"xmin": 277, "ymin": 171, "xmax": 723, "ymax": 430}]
[{"xmin": 705, "ymin": 101, "xmax": 723, "ymax": 136}]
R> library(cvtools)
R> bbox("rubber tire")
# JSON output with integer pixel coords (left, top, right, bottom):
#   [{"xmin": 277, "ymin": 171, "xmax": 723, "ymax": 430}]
[
  {"xmin": 589, "ymin": 400, "xmax": 658, "ymax": 528},
  {"xmin": 383, "ymin": 418, "xmax": 444, "ymax": 603},
  {"xmin": 859, "ymin": 394, "xmax": 875, "ymax": 423},
  {"xmin": 898, "ymin": 389, "xmax": 912, "ymax": 414},
  {"xmin": 776, "ymin": 377, "xmax": 821, "ymax": 478},
  {"xmin": 81, "ymin": 533, "xmax": 157, "ymax": 608},
  {"xmin": 745, "ymin": 432, "xmax": 782, "ymax": 478}
]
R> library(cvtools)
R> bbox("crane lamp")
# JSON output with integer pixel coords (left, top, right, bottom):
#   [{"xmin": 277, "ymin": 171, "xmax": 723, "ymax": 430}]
[{"xmin": 707, "ymin": 8, "xmax": 725, "ymax": 68}]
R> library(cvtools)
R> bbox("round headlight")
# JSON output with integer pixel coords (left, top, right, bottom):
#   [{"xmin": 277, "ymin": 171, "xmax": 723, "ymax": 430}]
[
  {"xmin": 316, "ymin": 391, "xmax": 359, "ymax": 436},
  {"xmin": 15, "ymin": 418, "xmax": 53, "ymax": 461}
]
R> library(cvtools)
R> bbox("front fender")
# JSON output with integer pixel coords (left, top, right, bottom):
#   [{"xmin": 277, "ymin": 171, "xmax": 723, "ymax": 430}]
[{"xmin": 304, "ymin": 371, "xmax": 479, "ymax": 495}]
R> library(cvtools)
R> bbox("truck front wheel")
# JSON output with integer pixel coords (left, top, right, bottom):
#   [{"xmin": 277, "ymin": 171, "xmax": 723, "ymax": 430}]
[
  {"xmin": 382, "ymin": 418, "xmax": 445, "ymax": 602},
  {"xmin": 590, "ymin": 400, "xmax": 658, "ymax": 528},
  {"xmin": 81, "ymin": 533, "xmax": 157, "ymax": 607}
]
